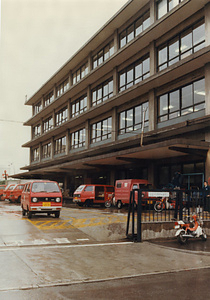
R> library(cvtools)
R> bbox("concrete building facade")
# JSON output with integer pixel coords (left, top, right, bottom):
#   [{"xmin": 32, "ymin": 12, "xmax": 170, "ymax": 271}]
[{"xmin": 18, "ymin": 0, "xmax": 210, "ymax": 196}]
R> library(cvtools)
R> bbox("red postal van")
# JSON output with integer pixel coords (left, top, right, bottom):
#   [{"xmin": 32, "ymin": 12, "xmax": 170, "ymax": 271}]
[
  {"xmin": 114, "ymin": 179, "xmax": 154, "ymax": 209},
  {"xmin": 0, "ymin": 185, "xmax": 6, "ymax": 200},
  {"xmin": 9, "ymin": 184, "xmax": 25, "ymax": 203},
  {"xmin": 2, "ymin": 184, "xmax": 16, "ymax": 201},
  {"xmin": 73, "ymin": 184, "xmax": 114, "ymax": 207},
  {"xmin": 21, "ymin": 180, "xmax": 63, "ymax": 219}
]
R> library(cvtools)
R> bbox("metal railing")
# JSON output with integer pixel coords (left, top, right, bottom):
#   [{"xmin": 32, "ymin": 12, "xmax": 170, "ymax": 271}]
[{"xmin": 126, "ymin": 188, "xmax": 210, "ymax": 242}]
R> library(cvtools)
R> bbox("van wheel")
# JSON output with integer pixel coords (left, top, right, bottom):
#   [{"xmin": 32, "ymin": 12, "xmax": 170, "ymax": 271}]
[
  {"xmin": 28, "ymin": 211, "xmax": 32, "ymax": 219},
  {"xmin": 85, "ymin": 199, "xmax": 91, "ymax": 207},
  {"xmin": 55, "ymin": 211, "xmax": 60, "ymax": 218},
  {"xmin": 117, "ymin": 201, "xmax": 122, "ymax": 209}
]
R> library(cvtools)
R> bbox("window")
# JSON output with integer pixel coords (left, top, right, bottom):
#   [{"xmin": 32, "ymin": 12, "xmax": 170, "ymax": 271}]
[
  {"xmin": 84, "ymin": 186, "xmax": 94, "ymax": 192},
  {"xmin": 92, "ymin": 78, "xmax": 113, "ymax": 106},
  {"xmin": 43, "ymin": 116, "xmax": 53, "ymax": 133},
  {"xmin": 54, "ymin": 136, "xmax": 66, "ymax": 155},
  {"xmin": 158, "ymin": 78, "xmax": 205, "ymax": 122},
  {"xmin": 157, "ymin": 0, "xmax": 184, "ymax": 19},
  {"xmin": 91, "ymin": 117, "xmax": 112, "ymax": 143},
  {"xmin": 56, "ymin": 78, "xmax": 69, "ymax": 97},
  {"xmin": 73, "ymin": 62, "xmax": 88, "ymax": 85},
  {"xmin": 157, "ymin": 20, "xmax": 205, "ymax": 71},
  {"xmin": 71, "ymin": 128, "xmax": 86, "ymax": 149},
  {"xmin": 42, "ymin": 142, "xmax": 51, "ymax": 159},
  {"xmin": 71, "ymin": 95, "xmax": 87, "ymax": 118},
  {"xmin": 44, "ymin": 91, "xmax": 54, "ymax": 107},
  {"xmin": 34, "ymin": 101, "xmax": 42, "ymax": 115},
  {"xmin": 55, "ymin": 107, "xmax": 68, "ymax": 126},
  {"xmin": 119, "ymin": 10, "xmax": 150, "ymax": 48},
  {"xmin": 93, "ymin": 40, "xmax": 114, "ymax": 69},
  {"xmin": 31, "ymin": 147, "xmax": 39, "ymax": 162},
  {"xmin": 119, "ymin": 56, "xmax": 150, "ymax": 92},
  {"xmin": 119, "ymin": 102, "xmax": 149, "ymax": 135},
  {"xmin": 33, "ymin": 124, "xmax": 41, "ymax": 138}
]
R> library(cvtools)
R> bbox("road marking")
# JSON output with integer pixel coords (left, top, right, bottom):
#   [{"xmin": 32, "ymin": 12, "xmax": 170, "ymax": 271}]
[
  {"xmin": 76, "ymin": 238, "xmax": 89, "ymax": 241},
  {"xmin": 53, "ymin": 238, "xmax": 71, "ymax": 244}
]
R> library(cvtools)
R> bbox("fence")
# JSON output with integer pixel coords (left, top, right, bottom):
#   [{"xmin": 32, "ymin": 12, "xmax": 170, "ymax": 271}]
[{"xmin": 126, "ymin": 188, "xmax": 210, "ymax": 242}]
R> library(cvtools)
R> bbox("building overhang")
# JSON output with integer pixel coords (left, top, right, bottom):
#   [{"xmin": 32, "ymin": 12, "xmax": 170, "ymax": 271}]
[{"xmin": 12, "ymin": 138, "xmax": 210, "ymax": 180}]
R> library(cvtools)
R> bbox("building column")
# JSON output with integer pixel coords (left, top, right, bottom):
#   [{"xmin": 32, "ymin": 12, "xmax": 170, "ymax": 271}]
[
  {"xmin": 87, "ymin": 85, "xmax": 91, "ymax": 110},
  {"xmin": 205, "ymin": 63, "xmax": 210, "ymax": 181},
  {"xmin": 53, "ymin": 85, "xmax": 57, "ymax": 100},
  {"xmin": 149, "ymin": 41, "xmax": 156, "ymax": 76},
  {"xmin": 51, "ymin": 137, "xmax": 54, "ymax": 159},
  {"xmin": 110, "ymin": 169, "xmax": 115, "ymax": 186},
  {"xmin": 66, "ymin": 130, "xmax": 70, "ymax": 155},
  {"xmin": 88, "ymin": 52, "xmax": 92, "ymax": 73},
  {"xmin": 148, "ymin": 161, "xmax": 155, "ymax": 187},
  {"xmin": 148, "ymin": 89, "xmax": 156, "ymax": 131},
  {"xmin": 41, "ymin": 95, "xmax": 44, "ymax": 109},
  {"xmin": 112, "ymin": 107, "xmax": 117, "ymax": 142},
  {"xmin": 52, "ymin": 109, "xmax": 56, "ymax": 127},
  {"xmin": 38, "ymin": 143, "xmax": 41, "ymax": 162},
  {"xmin": 85, "ymin": 119, "xmax": 90, "ymax": 149},
  {"xmin": 113, "ymin": 67, "xmax": 118, "ymax": 96},
  {"xmin": 205, "ymin": 2, "xmax": 210, "ymax": 46},
  {"xmin": 67, "ymin": 99, "xmax": 71, "ymax": 120},
  {"xmin": 150, "ymin": 0, "xmax": 156, "ymax": 24},
  {"xmin": 113, "ymin": 29, "xmax": 118, "ymax": 53}
]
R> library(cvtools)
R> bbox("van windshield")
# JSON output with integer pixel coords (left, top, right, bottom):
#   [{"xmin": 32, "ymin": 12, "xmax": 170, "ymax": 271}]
[
  {"xmin": 31, "ymin": 182, "xmax": 60, "ymax": 193},
  {"xmin": 75, "ymin": 185, "xmax": 85, "ymax": 192}
]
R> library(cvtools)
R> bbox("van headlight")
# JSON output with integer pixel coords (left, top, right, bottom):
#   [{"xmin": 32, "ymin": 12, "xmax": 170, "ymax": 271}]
[
  {"xmin": 55, "ymin": 197, "xmax": 61, "ymax": 202},
  {"xmin": 32, "ymin": 197, "xmax": 38, "ymax": 203}
]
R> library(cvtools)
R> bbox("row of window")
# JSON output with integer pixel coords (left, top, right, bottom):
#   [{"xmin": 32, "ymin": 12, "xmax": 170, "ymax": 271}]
[
  {"xmin": 33, "ymin": 0, "xmax": 187, "ymax": 115},
  {"xmin": 31, "ymin": 75, "xmax": 206, "ymax": 161}
]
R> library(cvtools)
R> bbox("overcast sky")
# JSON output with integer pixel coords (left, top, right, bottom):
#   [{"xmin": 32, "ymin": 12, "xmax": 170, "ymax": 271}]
[{"xmin": 0, "ymin": 0, "xmax": 128, "ymax": 177}]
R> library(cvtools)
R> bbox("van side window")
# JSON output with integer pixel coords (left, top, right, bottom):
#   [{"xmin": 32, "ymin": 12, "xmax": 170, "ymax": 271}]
[
  {"xmin": 84, "ymin": 186, "xmax": 94, "ymax": 192},
  {"xmin": 133, "ymin": 184, "xmax": 138, "ymax": 189},
  {"xmin": 116, "ymin": 183, "xmax": 121, "ymax": 188}
]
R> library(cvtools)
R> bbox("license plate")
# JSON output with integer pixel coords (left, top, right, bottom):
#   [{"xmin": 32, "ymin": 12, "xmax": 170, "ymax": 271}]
[{"xmin": 43, "ymin": 202, "xmax": 51, "ymax": 207}]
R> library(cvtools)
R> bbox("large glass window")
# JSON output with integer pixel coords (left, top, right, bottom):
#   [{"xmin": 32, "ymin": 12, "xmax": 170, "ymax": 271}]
[
  {"xmin": 157, "ymin": 20, "xmax": 205, "ymax": 71},
  {"xmin": 42, "ymin": 142, "xmax": 51, "ymax": 159},
  {"xmin": 31, "ymin": 147, "xmax": 39, "ymax": 162},
  {"xmin": 43, "ymin": 116, "xmax": 53, "ymax": 133},
  {"xmin": 91, "ymin": 117, "xmax": 112, "ymax": 143},
  {"xmin": 119, "ymin": 56, "xmax": 150, "ymax": 92},
  {"xmin": 71, "ymin": 95, "xmax": 87, "ymax": 118},
  {"xmin": 158, "ymin": 78, "xmax": 205, "ymax": 122},
  {"xmin": 34, "ymin": 101, "xmax": 42, "ymax": 115},
  {"xmin": 44, "ymin": 91, "xmax": 54, "ymax": 107},
  {"xmin": 71, "ymin": 128, "xmax": 86, "ymax": 149},
  {"xmin": 157, "ymin": 0, "xmax": 184, "ymax": 19},
  {"xmin": 56, "ymin": 78, "xmax": 69, "ymax": 97},
  {"xmin": 92, "ymin": 78, "xmax": 113, "ymax": 106},
  {"xmin": 33, "ymin": 124, "xmax": 41, "ymax": 138},
  {"xmin": 73, "ymin": 62, "xmax": 88, "ymax": 85},
  {"xmin": 93, "ymin": 40, "xmax": 114, "ymax": 69},
  {"xmin": 55, "ymin": 107, "xmax": 68, "ymax": 126},
  {"xmin": 54, "ymin": 136, "xmax": 66, "ymax": 155},
  {"xmin": 119, "ymin": 102, "xmax": 149, "ymax": 135},
  {"xmin": 119, "ymin": 10, "xmax": 150, "ymax": 48}
]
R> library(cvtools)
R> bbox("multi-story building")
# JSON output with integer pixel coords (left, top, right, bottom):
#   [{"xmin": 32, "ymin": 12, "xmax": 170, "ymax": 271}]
[{"xmin": 18, "ymin": 0, "xmax": 210, "ymax": 195}]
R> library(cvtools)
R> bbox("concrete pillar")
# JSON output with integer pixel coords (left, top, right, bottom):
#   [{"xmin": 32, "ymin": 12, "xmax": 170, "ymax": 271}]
[
  {"xmin": 52, "ymin": 109, "xmax": 56, "ymax": 127},
  {"xmin": 205, "ymin": 3, "xmax": 210, "ymax": 46},
  {"xmin": 113, "ymin": 29, "xmax": 118, "ymax": 53},
  {"xmin": 51, "ymin": 137, "xmax": 54, "ymax": 159},
  {"xmin": 149, "ymin": 41, "xmax": 156, "ymax": 76},
  {"xmin": 205, "ymin": 63, "xmax": 210, "ymax": 181},
  {"xmin": 69, "ymin": 70, "xmax": 73, "ymax": 87},
  {"xmin": 85, "ymin": 119, "xmax": 90, "ymax": 149},
  {"xmin": 148, "ymin": 89, "xmax": 156, "ymax": 131},
  {"xmin": 150, "ymin": 0, "xmax": 156, "ymax": 24},
  {"xmin": 113, "ymin": 67, "xmax": 118, "ymax": 96},
  {"xmin": 87, "ymin": 85, "xmax": 91, "ymax": 109},
  {"xmin": 110, "ymin": 169, "xmax": 115, "ymax": 186},
  {"xmin": 53, "ymin": 85, "xmax": 57, "ymax": 100},
  {"xmin": 66, "ymin": 130, "xmax": 69, "ymax": 155},
  {"xmin": 148, "ymin": 161, "xmax": 155, "ymax": 187},
  {"xmin": 38, "ymin": 143, "xmax": 41, "ymax": 162},
  {"xmin": 112, "ymin": 107, "xmax": 117, "ymax": 142},
  {"xmin": 88, "ymin": 52, "xmax": 92, "ymax": 72},
  {"xmin": 41, "ymin": 95, "xmax": 44, "ymax": 109},
  {"xmin": 67, "ymin": 99, "xmax": 71, "ymax": 120}
]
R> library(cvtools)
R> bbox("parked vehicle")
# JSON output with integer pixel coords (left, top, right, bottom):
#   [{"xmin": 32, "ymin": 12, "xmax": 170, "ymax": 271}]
[
  {"xmin": 174, "ymin": 214, "xmax": 207, "ymax": 244},
  {"xmin": 1, "ymin": 184, "xmax": 16, "ymax": 201},
  {"xmin": 113, "ymin": 179, "xmax": 155, "ymax": 209},
  {"xmin": 73, "ymin": 184, "xmax": 114, "ymax": 207},
  {"xmin": 9, "ymin": 184, "xmax": 25, "ymax": 203},
  {"xmin": 0, "ymin": 185, "xmax": 6, "ymax": 200},
  {"xmin": 21, "ymin": 180, "xmax": 63, "ymax": 219}
]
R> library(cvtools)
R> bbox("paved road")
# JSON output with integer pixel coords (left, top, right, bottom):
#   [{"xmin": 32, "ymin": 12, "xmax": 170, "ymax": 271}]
[{"xmin": 0, "ymin": 201, "xmax": 209, "ymax": 299}]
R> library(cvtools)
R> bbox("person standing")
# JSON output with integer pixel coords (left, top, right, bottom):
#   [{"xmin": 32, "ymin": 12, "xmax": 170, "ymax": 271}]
[{"xmin": 203, "ymin": 181, "xmax": 210, "ymax": 211}]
